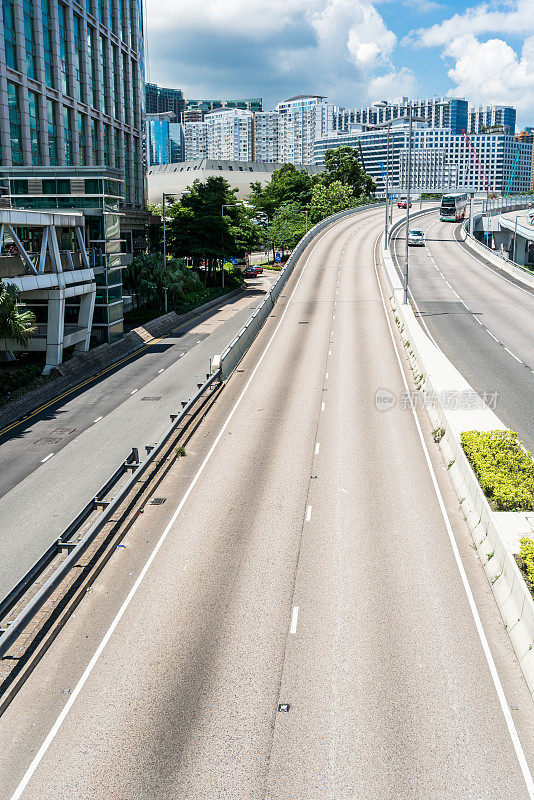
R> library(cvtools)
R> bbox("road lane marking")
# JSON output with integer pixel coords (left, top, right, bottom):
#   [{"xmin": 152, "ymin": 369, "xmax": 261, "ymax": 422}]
[
  {"xmin": 306, "ymin": 505, "xmax": 312, "ymax": 521},
  {"xmin": 130, "ymin": 389, "xmax": 138, "ymax": 395},
  {"xmin": 158, "ymin": 368, "xmax": 164, "ymax": 373},
  {"xmin": 504, "ymin": 347, "xmax": 523, "ymax": 363},
  {"xmin": 487, "ymin": 330, "xmax": 499, "ymax": 342},
  {"xmin": 321, "ymin": 402, "xmax": 325, "ymax": 411},
  {"xmin": 93, "ymin": 416, "xmax": 103, "ymax": 423},
  {"xmin": 40, "ymin": 453, "xmax": 54, "ymax": 463},
  {"xmin": 315, "ymin": 442, "xmax": 320, "ymax": 454},
  {"xmin": 328, "ymin": 350, "xmax": 332, "ymax": 356},
  {"xmin": 290, "ymin": 606, "xmax": 299, "ymax": 634},
  {"xmin": 330, "ymin": 330, "xmax": 334, "ymax": 336},
  {"xmin": 6, "ymin": 199, "xmax": 356, "ymax": 800},
  {"xmin": 325, "ymin": 373, "xmax": 329, "ymax": 379},
  {"xmin": 374, "ymin": 247, "xmax": 534, "ymax": 800}
]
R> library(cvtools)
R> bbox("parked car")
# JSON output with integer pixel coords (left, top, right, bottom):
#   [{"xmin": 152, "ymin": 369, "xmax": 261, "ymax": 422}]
[
  {"xmin": 253, "ymin": 265, "xmax": 263, "ymax": 275},
  {"xmin": 408, "ymin": 229, "xmax": 425, "ymax": 246},
  {"xmin": 243, "ymin": 266, "xmax": 257, "ymax": 278},
  {"xmin": 397, "ymin": 199, "xmax": 412, "ymax": 209}
]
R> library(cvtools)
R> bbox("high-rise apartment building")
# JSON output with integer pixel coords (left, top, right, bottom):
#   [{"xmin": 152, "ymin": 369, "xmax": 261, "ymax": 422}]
[
  {"xmin": 1, "ymin": 0, "xmax": 147, "ymax": 343},
  {"xmin": 186, "ymin": 97, "xmax": 262, "ymax": 119},
  {"xmin": 253, "ymin": 112, "xmax": 279, "ymax": 162},
  {"xmin": 331, "ymin": 98, "xmax": 469, "ymax": 136},
  {"xmin": 468, "ymin": 105, "xmax": 516, "ymax": 135},
  {"xmin": 206, "ymin": 108, "xmax": 253, "ymax": 162},
  {"xmin": 145, "ymin": 83, "xmax": 185, "ymax": 122},
  {"xmin": 275, "ymin": 95, "xmax": 332, "ymax": 165},
  {"xmin": 184, "ymin": 121, "xmax": 208, "ymax": 161}
]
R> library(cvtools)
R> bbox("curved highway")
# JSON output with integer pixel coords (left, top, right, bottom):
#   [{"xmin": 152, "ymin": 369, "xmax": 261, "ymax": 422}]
[
  {"xmin": 1, "ymin": 207, "xmax": 533, "ymax": 799},
  {"xmin": 392, "ymin": 211, "xmax": 534, "ymax": 451}
]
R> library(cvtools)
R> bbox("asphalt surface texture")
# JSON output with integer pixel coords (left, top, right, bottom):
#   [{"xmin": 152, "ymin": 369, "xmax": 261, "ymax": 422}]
[
  {"xmin": 0, "ymin": 275, "xmax": 276, "ymax": 601},
  {"xmin": 392, "ymin": 210, "xmax": 534, "ymax": 451},
  {"xmin": 1, "ymin": 206, "xmax": 533, "ymax": 799}
]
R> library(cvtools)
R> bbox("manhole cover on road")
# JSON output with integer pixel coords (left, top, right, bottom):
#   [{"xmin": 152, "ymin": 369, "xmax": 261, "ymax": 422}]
[
  {"xmin": 51, "ymin": 427, "xmax": 77, "ymax": 435},
  {"xmin": 141, "ymin": 396, "xmax": 161, "ymax": 401},
  {"xmin": 36, "ymin": 437, "xmax": 61, "ymax": 445},
  {"xmin": 298, "ymin": 321, "xmax": 309, "ymax": 324},
  {"xmin": 149, "ymin": 497, "xmax": 166, "ymax": 505},
  {"xmin": 278, "ymin": 703, "xmax": 290, "ymax": 713}
]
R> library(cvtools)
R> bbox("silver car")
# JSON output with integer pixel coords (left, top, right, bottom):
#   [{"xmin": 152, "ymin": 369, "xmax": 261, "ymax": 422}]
[{"xmin": 408, "ymin": 229, "xmax": 425, "ymax": 246}]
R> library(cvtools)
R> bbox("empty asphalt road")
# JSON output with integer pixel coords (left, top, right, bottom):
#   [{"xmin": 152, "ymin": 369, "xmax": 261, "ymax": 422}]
[
  {"xmin": 392, "ymin": 211, "xmax": 534, "ymax": 451},
  {"xmin": 1, "ymin": 207, "xmax": 533, "ymax": 799}
]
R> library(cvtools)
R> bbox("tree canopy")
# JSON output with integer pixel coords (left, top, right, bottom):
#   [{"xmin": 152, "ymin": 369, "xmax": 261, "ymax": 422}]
[
  {"xmin": 322, "ymin": 146, "xmax": 376, "ymax": 196},
  {"xmin": 0, "ymin": 281, "xmax": 36, "ymax": 347}
]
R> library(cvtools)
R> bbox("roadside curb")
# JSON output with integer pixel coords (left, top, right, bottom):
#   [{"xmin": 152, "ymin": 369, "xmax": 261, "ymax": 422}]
[
  {"xmin": 380, "ymin": 210, "xmax": 534, "ymax": 699},
  {"xmin": 0, "ymin": 287, "xmax": 243, "ymax": 432}
]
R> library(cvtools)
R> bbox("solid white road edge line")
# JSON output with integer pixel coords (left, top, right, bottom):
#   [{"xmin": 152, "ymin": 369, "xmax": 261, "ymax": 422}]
[
  {"xmin": 373, "ymin": 253, "xmax": 534, "ymax": 799},
  {"xmin": 93, "ymin": 416, "xmax": 103, "ymax": 423},
  {"xmin": 7, "ymin": 207, "xmax": 351, "ymax": 800},
  {"xmin": 40, "ymin": 453, "xmax": 54, "ymax": 464},
  {"xmin": 290, "ymin": 606, "xmax": 299, "ymax": 635}
]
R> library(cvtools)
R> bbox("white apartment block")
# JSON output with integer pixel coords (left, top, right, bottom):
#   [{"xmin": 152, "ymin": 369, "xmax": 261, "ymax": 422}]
[
  {"xmin": 206, "ymin": 108, "xmax": 254, "ymax": 162},
  {"xmin": 275, "ymin": 95, "xmax": 334, "ymax": 166},
  {"xmin": 185, "ymin": 122, "xmax": 208, "ymax": 161},
  {"xmin": 253, "ymin": 112, "xmax": 279, "ymax": 162}
]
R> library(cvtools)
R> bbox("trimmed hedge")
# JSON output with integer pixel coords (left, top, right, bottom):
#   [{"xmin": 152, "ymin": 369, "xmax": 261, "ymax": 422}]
[
  {"xmin": 519, "ymin": 537, "xmax": 534, "ymax": 591},
  {"xmin": 461, "ymin": 429, "xmax": 534, "ymax": 511}
]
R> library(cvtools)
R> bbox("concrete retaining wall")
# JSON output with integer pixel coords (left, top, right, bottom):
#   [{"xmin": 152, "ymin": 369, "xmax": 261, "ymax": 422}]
[
  {"xmin": 381, "ymin": 210, "xmax": 534, "ymax": 697},
  {"xmin": 0, "ymin": 287, "xmax": 243, "ymax": 430}
]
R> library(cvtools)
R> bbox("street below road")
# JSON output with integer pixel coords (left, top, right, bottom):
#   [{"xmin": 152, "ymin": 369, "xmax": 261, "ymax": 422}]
[
  {"xmin": 392, "ymin": 210, "xmax": 534, "ymax": 451},
  {"xmin": 0, "ymin": 276, "xmax": 275, "ymax": 601},
  {"xmin": 1, "ymin": 208, "xmax": 533, "ymax": 799}
]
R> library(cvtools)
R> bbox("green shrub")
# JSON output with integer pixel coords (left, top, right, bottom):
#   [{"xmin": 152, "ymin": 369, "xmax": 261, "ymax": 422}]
[
  {"xmin": 461, "ymin": 430, "xmax": 534, "ymax": 511},
  {"xmin": 519, "ymin": 537, "xmax": 534, "ymax": 590}
]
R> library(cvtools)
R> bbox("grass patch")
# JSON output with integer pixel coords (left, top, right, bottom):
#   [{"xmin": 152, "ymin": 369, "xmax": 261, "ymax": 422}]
[{"xmin": 461, "ymin": 429, "xmax": 534, "ymax": 511}]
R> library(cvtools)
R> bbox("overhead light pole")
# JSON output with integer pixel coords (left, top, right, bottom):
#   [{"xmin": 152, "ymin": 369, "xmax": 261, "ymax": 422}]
[{"xmin": 372, "ymin": 103, "xmax": 429, "ymax": 302}]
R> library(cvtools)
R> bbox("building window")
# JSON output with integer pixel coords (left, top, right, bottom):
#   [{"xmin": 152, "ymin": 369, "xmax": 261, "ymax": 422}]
[
  {"xmin": 8, "ymin": 82, "xmax": 23, "ymax": 165},
  {"xmin": 113, "ymin": 46, "xmax": 121, "ymax": 119},
  {"xmin": 28, "ymin": 90, "xmax": 41, "ymax": 165},
  {"xmin": 63, "ymin": 106, "xmax": 73, "ymax": 165},
  {"xmin": 23, "ymin": 0, "xmax": 36, "ymax": 79},
  {"xmin": 41, "ymin": 0, "xmax": 55, "ymax": 88},
  {"xmin": 122, "ymin": 53, "xmax": 131, "ymax": 126},
  {"xmin": 98, "ymin": 35, "xmax": 109, "ymax": 115},
  {"xmin": 73, "ymin": 15, "xmax": 83, "ymax": 102},
  {"xmin": 86, "ymin": 25, "xmax": 97, "ymax": 108},
  {"xmin": 58, "ymin": 4, "xmax": 70, "ymax": 95},
  {"xmin": 3, "ymin": 0, "xmax": 17, "ymax": 69},
  {"xmin": 78, "ymin": 112, "xmax": 87, "ymax": 165},
  {"xmin": 91, "ymin": 117, "xmax": 98, "ymax": 164},
  {"xmin": 103, "ymin": 122, "xmax": 110, "ymax": 165},
  {"xmin": 114, "ymin": 127, "xmax": 121, "ymax": 169}
]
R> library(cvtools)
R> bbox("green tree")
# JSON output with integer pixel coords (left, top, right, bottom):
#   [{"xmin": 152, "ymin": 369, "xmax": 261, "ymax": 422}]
[
  {"xmin": 321, "ymin": 146, "xmax": 376, "ymax": 196},
  {"xmin": 267, "ymin": 203, "xmax": 307, "ymax": 255},
  {"xmin": 166, "ymin": 177, "xmax": 259, "ymax": 284},
  {"xmin": 0, "ymin": 280, "xmax": 36, "ymax": 347},
  {"xmin": 123, "ymin": 253, "xmax": 202, "ymax": 310},
  {"xmin": 249, "ymin": 164, "xmax": 314, "ymax": 220},
  {"xmin": 310, "ymin": 180, "xmax": 356, "ymax": 224}
]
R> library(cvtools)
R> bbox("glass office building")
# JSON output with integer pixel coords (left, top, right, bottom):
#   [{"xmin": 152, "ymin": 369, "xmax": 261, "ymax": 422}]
[{"xmin": 0, "ymin": 0, "xmax": 147, "ymax": 343}]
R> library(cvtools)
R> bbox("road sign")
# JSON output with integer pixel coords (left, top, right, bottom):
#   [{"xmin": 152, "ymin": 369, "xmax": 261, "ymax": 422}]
[{"xmin": 275, "ymin": 252, "xmax": 281, "ymax": 262}]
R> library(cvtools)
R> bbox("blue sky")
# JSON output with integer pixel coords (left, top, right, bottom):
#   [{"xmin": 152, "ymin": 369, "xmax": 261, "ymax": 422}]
[{"xmin": 146, "ymin": 0, "xmax": 534, "ymax": 127}]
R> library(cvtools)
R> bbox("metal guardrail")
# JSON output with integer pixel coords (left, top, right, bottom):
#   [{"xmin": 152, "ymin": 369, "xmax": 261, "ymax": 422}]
[
  {"xmin": 0, "ymin": 369, "xmax": 221, "ymax": 659},
  {"xmin": 219, "ymin": 202, "xmax": 381, "ymax": 379}
]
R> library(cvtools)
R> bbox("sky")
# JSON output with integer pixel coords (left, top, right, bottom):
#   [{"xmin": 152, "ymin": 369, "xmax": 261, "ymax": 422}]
[{"xmin": 145, "ymin": 0, "xmax": 534, "ymax": 128}]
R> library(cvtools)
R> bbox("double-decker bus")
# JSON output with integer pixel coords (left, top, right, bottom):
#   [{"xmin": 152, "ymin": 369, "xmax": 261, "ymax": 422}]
[{"xmin": 440, "ymin": 193, "xmax": 468, "ymax": 222}]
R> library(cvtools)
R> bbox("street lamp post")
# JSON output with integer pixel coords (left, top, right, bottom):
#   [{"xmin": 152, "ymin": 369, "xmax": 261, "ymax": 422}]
[
  {"xmin": 372, "ymin": 103, "xmax": 428, "ymax": 303},
  {"xmin": 161, "ymin": 192, "xmax": 176, "ymax": 268}
]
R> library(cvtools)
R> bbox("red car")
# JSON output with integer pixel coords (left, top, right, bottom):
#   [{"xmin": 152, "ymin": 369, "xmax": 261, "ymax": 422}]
[
  {"xmin": 253, "ymin": 266, "xmax": 263, "ymax": 275},
  {"xmin": 243, "ymin": 267, "xmax": 256, "ymax": 278},
  {"xmin": 397, "ymin": 200, "xmax": 412, "ymax": 209}
]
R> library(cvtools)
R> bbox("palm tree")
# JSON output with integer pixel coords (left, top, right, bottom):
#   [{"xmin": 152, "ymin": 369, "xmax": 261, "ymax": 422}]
[{"xmin": 0, "ymin": 280, "xmax": 36, "ymax": 347}]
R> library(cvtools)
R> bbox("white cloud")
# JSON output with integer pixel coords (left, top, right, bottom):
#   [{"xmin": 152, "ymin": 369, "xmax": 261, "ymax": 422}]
[
  {"xmin": 368, "ymin": 67, "xmax": 419, "ymax": 101},
  {"xmin": 409, "ymin": 0, "xmax": 534, "ymax": 48},
  {"xmin": 147, "ymin": 0, "xmax": 413, "ymax": 108},
  {"xmin": 443, "ymin": 34, "xmax": 534, "ymax": 113}
]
